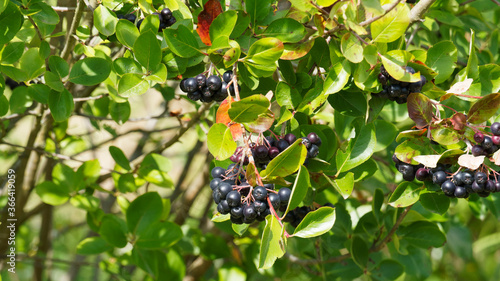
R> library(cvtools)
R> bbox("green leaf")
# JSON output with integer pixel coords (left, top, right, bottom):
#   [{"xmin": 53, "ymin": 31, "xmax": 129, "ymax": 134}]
[
  {"xmin": 258, "ymin": 214, "xmax": 285, "ymax": 269},
  {"xmin": 69, "ymin": 57, "xmax": 112, "ymax": 86},
  {"xmin": 27, "ymin": 84, "xmax": 49, "ymax": 104},
  {"xmin": 371, "ymin": 3, "xmax": 410, "ymax": 43},
  {"xmin": 426, "ymin": 41, "xmax": 457, "ymax": 84},
  {"xmin": 373, "ymin": 119, "xmax": 398, "ymax": 152},
  {"xmin": 0, "ymin": 94, "xmax": 8, "ymax": 116},
  {"xmin": 163, "ymin": 25, "xmax": 202, "ymax": 58},
  {"xmin": 135, "ymin": 221, "xmax": 182, "ymax": 249},
  {"xmin": 407, "ymin": 93, "xmax": 433, "ymax": 129},
  {"xmin": 48, "ymin": 89, "xmax": 74, "ymax": 122},
  {"xmin": 388, "ymin": 182, "xmax": 422, "ymax": 208},
  {"xmin": 380, "ymin": 51, "xmax": 421, "ymax": 83},
  {"xmin": 278, "ymin": 60, "xmax": 296, "ymax": 84},
  {"xmin": 76, "ymin": 237, "xmax": 113, "ymax": 255},
  {"xmin": 463, "ymin": 29, "xmax": 478, "ymax": 79},
  {"xmin": 263, "ymin": 18, "xmax": 306, "ymax": 43},
  {"xmin": 1, "ymin": 42, "xmax": 24, "ymax": 64},
  {"xmin": 286, "ymin": 165, "xmax": 311, "ymax": 213},
  {"xmin": 232, "ymin": 223, "xmax": 249, "ymax": 237},
  {"xmin": 238, "ymin": 61, "xmax": 259, "ymax": 89},
  {"xmin": 116, "ymin": 19, "xmax": 140, "ymax": 49},
  {"xmin": 324, "ymin": 172, "xmax": 354, "ymax": 199},
  {"xmin": 244, "ymin": 110, "xmax": 275, "ymax": 134},
  {"xmin": 134, "ymin": 31, "xmax": 162, "ymax": 71},
  {"xmin": 293, "ymin": 207, "xmax": 335, "ymax": 238},
  {"xmin": 228, "ymin": 94, "xmax": 270, "ymax": 122},
  {"xmin": 109, "ymin": 100, "xmax": 131, "ymax": 124},
  {"xmin": 261, "ymin": 139, "xmax": 308, "ymax": 179},
  {"xmin": 109, "ymin": 146, "xmax": 131, "ymax": 171},
  {"xmin": 419, "ymin": 192, "xmax": 450, "ymax": 215},
  {"xmin": 350, "ymin": 236, "xmax": 369, "ymax": 268},
  {"xmin": 9, "ymin": 86, "xmax": 32, "ymax": 114},
  {"xmin": 137, "ymin": 153, "xmax": 174, "ymax": 187},
  {"xmin": 323, "ymin": 59, "xmax": 352, "ymax": 95},
  {"xmin": 126, "ymin": 192, "xmax": 163, "ymax": 235},
  {"xmin": 99, "ymin": 214, "xmax": 128, "ymax": 248},
  {"xmin": 113, "ymin": 58, "xmax": 143, "ymax": 76},
  {"xmin": 139, "ymin": 14, "xmax": 160, "ymax": 35},
  {"xmin": 0, "ymin": 2, "xmax": 23, "ymax": 45},
  {"xmin": 398, "ymin": 221, "xmax": 446, "ymax": 248},
  {"xmin": 468, "ymin": 93, "xmax": 500, "ymax": 124},
  {"xmin": 394, "ymin": 138, "xmax": 429, "ymax": 165},
  {"xmin": 288, "ymin": 0, "xmax": 315, "ymax": 12},
  {"xmin": 244, "ymin": 38, "xmax": 284, "ymax": 65},
  {"xmin": 19, "ymin": 48, "xmax": 45, "ymax": 80},
  {"xmin": 94, "ymin": 5, "xmax": 118, "ymax": 36},
  {"xmin": 70, "ymin": 195, "xmax": 100, "ymax": 211},
  {"xmin": 209, "ymin": 10, "xmax": 237, "ymax": 42},
  {"xmin": 341, "ymin": 33, "xmax": 363, "ymax": 63},
  {"xmin": 77, "ymin": 159, "xmax": 101, "ymax": 185},
  {"xmin": 44, "ymin": 71, "xmax": 65, "ymax": 92},
  {"xmin": 117, "ymin": 173, "xmax": 138, "ymax": 193},
  {"xmin": 246, "ymin": 0, "xmax": 272, "ymax": 28},
  {"xmin": 48, "ymin": 56, "xmax": 69, "ymax": 78},
  {"xmin": 30, "ymin": 2, "xmax": 59, "ymax": 25},
  {"xmin": 146, "ymin": 63, "xmax": 167, "ymax": 83},
  {"xmin": 276, "ymin": 82, "xmax": 301, "ymax": 110},
  {"xmin": 328, "ymin": 90, "xmax": 367, "ymax": 117},
  {"xmin": 118, "ymin": 73, "xmax": 150, "ymax": 97},
  {"xmin": 336, "ymin": 123, "xmax": 376, "ymax": 173},
  {"xmin": 0, "ymin": 0, "xmax": 7, "ymax": 14},
  {"xmin": 207, "ymin": 123, "xmax": 237, "ymax": 161},
  {"xmin": 373, "ymin": 259, "xmax": 405, "ymax": 281},
  {"xmin": 447, "ymin": 225, "xmax": 473, "ymax": 260},
  {"xmin": 35, "ymin": 181, "xmax": 70, "ymax": 206}
]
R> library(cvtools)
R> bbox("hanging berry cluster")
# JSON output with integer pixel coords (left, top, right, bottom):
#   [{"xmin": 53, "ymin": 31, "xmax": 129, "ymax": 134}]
[
  {"xmin": 375, "ymin": 65, "xmax": 427, "ymax": 104},
  {"xmin": 181, "ymin": 70, "xmax": 240, "ymax": 103}
]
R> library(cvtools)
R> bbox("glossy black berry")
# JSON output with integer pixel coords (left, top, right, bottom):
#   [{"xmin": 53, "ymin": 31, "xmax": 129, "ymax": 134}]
[
  {"xmin": 218, "ymin": 182, "xmax": 233, "ymax": 199},
  {"xmin": 211, "ymin": 166, "xmax": 225, "ymax": 179},
  {"xmin": 265, "ymin": 136, "xmax": 276, "ymax": 147},
  {"xmin": 491, "ymin": 122, "xmax": 500, "ymax": 136},
  {"xmin": 228, "ymin": 83, "xmax": 240, "ymax": 96},
  {"xmin": 223, "ymin": 70, "xmax": 233, "ymax": 83},
  {"xmin": 301, "ymin": 137, "xmax": 311, "ymax": 149},
  {"xmin": 472, "ymin": 181, "xmax": 484, "ymax": 193},
  {"xmin": 165, "ymin": 17, "xmax": 176, "ymax": 26},
  {"xmin": 278, "ymin": 187, "xmax": 291, "ymax": 206},
  {"xmin": 378, "ymin": 73, "xmax": 388, "ymax": 85},
  {"xmin": 463, "ymin": 172, "xmax": 474, "ymax": 185},
  {"xmin": 231, "ymin": 206, "xmax": 244, "ymax": 218},
  {"xmin": 307, "ymin": 144, "xmax": 320, "ymax": 158},
  {"xmin": 254, "ymin": 200, "xmax": 267, "ymax": 213},
  {"xmin": 206, "ymin": 75, "xmax": 222, "ymax": 92},
  {"xmin": 307, "ymin": 132, "xmax": 320, "ymax": 145},
  {"xmin": 184, "ymin": 78, "xmax": 198, "ymax": 93},
  {"xmin": 482, "ymin": 136, "xmax": 494, "ymax": 150},
  {"xmin": 210, "ymin": 178, "xmax": 222, "ymax": 190},
  {"xmin": 254, "ymin": 145, "xmax": 269, "ymax": 160},
  {"xmin": 264, "ymin": 183, "xmax": 275, "ymax": 190},
  {"xmin": 392, "ymin": 154, "xmax": 402, "ymax": 164},
  {"xmin": 161, "ymin": 8, "xmax": 172, "ymax": 20},
  {"xmin": 485, "ymin": 180, "xmax": 496, "ymax": 192},
  {"xmin": 415, "ymin": 168, "xmax": 431, "ymax": 181},
  {"xmin": 268, "ymin": 147, "xmax": 280, "ymax": 159},
  {"xmin": 475, "ymin": 172, "xmax": 488, "ymax": 184},
  {"xmin": 276, "ymin": 139, "xmax": 289, "ymax": 152},
  {"xmin": 226, "ymin": 191, "xmax": 241, "ymax": 207},
  {"xmin": 495, "ymin": 182, "xmax": 500, "ymax": 192},
  {"xmin": 453, "ymin": 172, "xmax": 465, "ymax": 186},
  {"xmin": 243, "ymin": 204, "xmax": 257, "ymax": 220},
  {"xmin": 284, "ymin": 133, "xmax": 297, "ymax": 145},
  {"xmin": 389, "ymin": 85, "xmax": 401, "ymax": 98},
  {"xmin": 472, "ymin": 145, "xmax": 485, "ymax": 156},
  {"xmin": 268, "ymin": 193, "xmax": 281, "ymax": 210},
  {"xmin": 398, "ymin": 164, "xmax": 415, "ymax": 181},
  {"xmin": 124, "ymin": 14, "xmax": 136, "ymax": 22},
  {"xmin": 213, "ymin": 87, "xmax": 228, "ymax": 102},
  {"xmin": 405, "ymin": 66, "xmax": 416, "ymax": 74},
  {"xmin": 212, "ymin": 189, "xmax": 221, "ymax": 204},
  {"xmin": 454, "ymin": 186, "xmax": 467, "ymax": 198},
  {"xmin": 195, "ymin": 74, "xmax": 206, "ymax": 88},
  {"xmin": 441, "ymin": 180, "xmax": 456, "ymax": 196},
  {"xmin": 252, "ymin": 186, "xmax": 268, "ymax": 201},
  {"xmin": 432, "ymin": 171, "xmax": 448, "ymax": 185},
  {"xmin": 136, "ymin": 18, "xmax": 144, "ymax": 29},
  {"xmin": 217, "ymin": 200, "xmax": 230, "ymax": 214}
]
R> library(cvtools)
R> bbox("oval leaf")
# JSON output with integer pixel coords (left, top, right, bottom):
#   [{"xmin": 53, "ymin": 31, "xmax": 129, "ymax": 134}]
[{"xmin": 293, "ymin": 207, "xmax": 336, "ymax": 238}]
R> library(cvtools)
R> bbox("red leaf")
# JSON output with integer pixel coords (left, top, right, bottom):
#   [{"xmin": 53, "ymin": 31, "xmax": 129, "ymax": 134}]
[
  {"xmin": 216, "ymin": 97, "xmax": 243, "ymax": 140},
  {"xmin": 407, "ymin": 93, "xmax": 433, "ymax": 129},
  {"xmin": 196, "ymin": 0, "xmax": 222, "ymax": 46},
  {"xmin": 450, "ymin": 112, "xmax": 467, "ymax": 131}
]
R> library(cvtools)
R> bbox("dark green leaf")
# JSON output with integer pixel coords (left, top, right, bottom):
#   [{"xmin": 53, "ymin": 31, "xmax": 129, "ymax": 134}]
[
  {"xmin": 99, "ymin": 214, "xmax": 128, "ymax": 248},
  {"xmin": 388, "ymin": 182, "xmax": 422, "ymax": 208},
  {"xmin": 134, "ymin": 31, "xmax": 162, "ymax": 71},
  {"xmin": 48, "ymin": 89, "xmax": 74, "ymax": 122},
  {"xmin": 398, "ymin": 221, "xmax": 446, "ymax": 248},
  {"xmin": 261, "ymin": 139, "xmax": 308, "ymax": 179},
  {"xmin": 70, "ymin": 195, "xmax": 100, "ymax": 211},
  {"xmin": 137, "ymin": 153, "xmax": 174, "ymax": 187},
  {"xmin": 328, "ymin": 90, "xmax": 367, "ymax": 117},
  {"xmin": 135, "ymin": 221, "xmax": 182, "ymax": 249},
  {"xmin": 109, "ymin": 100, "xmax": 131, "ymax": 124},
  {"xmin": 426, "ymin": 41, "xmax": 457, "ymax": 84},
  {"xmin": 323, "ymin": 59, "xmax": 352, "ymax": 95},
  {"xmin": 336, "ymin": 123, "xmax": 376, "ymax": 172},
  {"xmin": 19, "ymin": 48, "xmax": 45, "ymax": 80},
  {"xmin": 0, "ymin": 2, "xmax": 23, "ymax": 45},
  {"xmin": 447, "ymin": 225, "xmax": 472, "ymax": 260},
  {"xmin": 35, "ymin": 181, "xmax": 70, "ymax": 206},
  {"xmin": 419, "ymin": 192, "xmax": 450, "ymax": 215},
  {"xmin": 116, "ymin": 19, "xmax": 140, "ymax": 49},
  {"xmin": 94, "ymin": 5, "xmax": 117, "ymax": 36},
  {"xmin": 118, "ymin": 73, "xmax": 150, "ymax": 97},
  {"xmin": 293, "ymin": 207, "xmax": 335, "ymax": 238},
  {"xmin": 468, "ymin": 93, "xmax": 500, "ymax": 124},
  {"xmin": 126, "ymin": 192, "xmax": 163, "ymax": 235},
  {"xmin": 209, "ymin": 10, "xmax": 237, "ymax": 41},
  {"xmin": 244, "ymin": 38, "xmax": 284, "ymax": 65},
  {"xmin": 372, "ymin": 259, "xmax": 404, "ymax": 281},
  {"xmin": 263, "ymin": 18, "xmax": 306, "ymax": 43},
  {"xmin": 109, "ymin": 146, "xmax": 131, "ymax": 171},
  {"xmin": 48, "ymin": 56, "xmax": 69, "ymax": 78},
  {"xmin": 163, "ymin": 25, "xmax": 202, "ymax": 58},
  {"xmin": 69, "ymin": 57, "xmax": 112, "ymax": 86},
  {"xmin": 1, "ymin": 42, "xmax": 24, "ymax": 64},
  {"xmin": 276, "ymin": 82, "xmax": 301, "ymax": 110},
  {"xmin": 76, "ymin": 237, "xmax": 113, "ymax": 255},
  {"xmin": 371, "ymin": 3, "xmax": 409, "ymax": 43},
  {"xmin": 286, "ymin": 165, "xmax": 310, "ymax": 213},
  {"xmin": 350, "ymin": 236, "xmax": 369, "ymax": 268},
  {"xmin": 9, "ymin": 86, "xmax": 32, "ymax": 114}
]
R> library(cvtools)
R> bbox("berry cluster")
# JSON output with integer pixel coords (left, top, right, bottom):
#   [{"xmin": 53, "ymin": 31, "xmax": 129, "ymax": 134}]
[
  {"xmin": 229, "ymin": 132, "xmax": 322, "ymax": 169},
  {"xmin": 375, "ymin": 65, "xmax": 427, "ymax": 104},
  {"xmin": 118, "ymin": 8, "xmax": 176, "ymax": 32},
  {"xmin": 210, "ymin": 165, "xmax": 291, "ymax": 224},
  {"xmin": 180, "ymin": 70, "xmax": 239, "ymax": 103},
  {"xmin": 394, "ymin": 154, "xmax": 500, "ymax": 198},
  {"xmin": 471, "ymin": 125, "xmax": 500, "ymax": 156}
]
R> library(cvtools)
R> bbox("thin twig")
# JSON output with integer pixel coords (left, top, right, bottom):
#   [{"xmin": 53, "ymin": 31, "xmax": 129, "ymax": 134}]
[
  {"xmin": 359, "ymin": 0, "xmax": 403, "ymax": 27},
  {"xmin": 73, "ymin": 94, "xmax": 109, "ymax": 102},
  {"xmin": 409, "ymin": 0, "xmax": 437, "ymax": 25},
  {"xmin": 61, "ymin": 0, "xmax": 85, "ymax": 61}
]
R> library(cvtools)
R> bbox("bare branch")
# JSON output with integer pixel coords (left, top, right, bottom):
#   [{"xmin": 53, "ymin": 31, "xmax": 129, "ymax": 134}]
[{"xmin": 409, "ymin": 0, "xmax": 437, "ymax": 25}]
